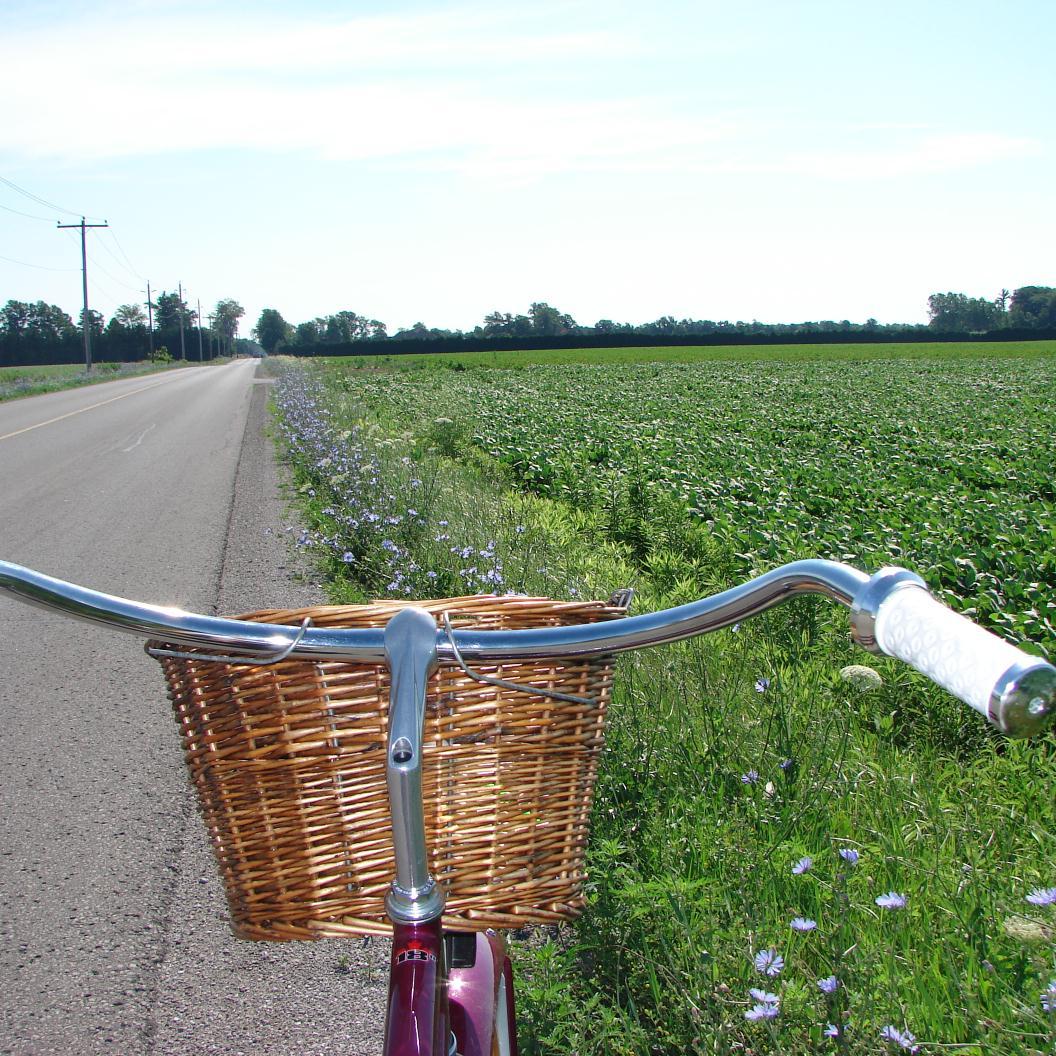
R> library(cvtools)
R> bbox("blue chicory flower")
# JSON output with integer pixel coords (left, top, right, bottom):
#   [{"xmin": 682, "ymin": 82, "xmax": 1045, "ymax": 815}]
[
  {"xmin": 1026, "ymin": 887, "xmax": 1056, "ymax": 906},
  {"xmin": 876, "ymin": 892, "xmax": 907, "ymax": 911},
  {"xmin": 880, "ymin": 1025, "xmax": 918, "ymax": 1051},
  {"xmin": 754, "ymin": 949, "xmax": 784, "ymax": 976}
]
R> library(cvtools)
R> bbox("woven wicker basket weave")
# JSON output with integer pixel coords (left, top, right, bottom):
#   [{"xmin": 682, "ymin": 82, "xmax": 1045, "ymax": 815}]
[{"xmin": 150, "ymin": 594, "xmax": 627, "ymax": 940}]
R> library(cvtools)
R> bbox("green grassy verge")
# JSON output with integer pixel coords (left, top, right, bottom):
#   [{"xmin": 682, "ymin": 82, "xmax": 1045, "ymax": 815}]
[
  {"xmin": 0, "ymin": 359, "xmax": 208, "ymax": 402},
  {"xmin": 272, "ymin": 353, "xmax": 1056, "ymax": 1055}
]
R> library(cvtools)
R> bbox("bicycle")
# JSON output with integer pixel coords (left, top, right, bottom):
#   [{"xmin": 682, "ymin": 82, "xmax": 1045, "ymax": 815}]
[{"xmin": 1, "ymin": 557, "xmax": 1053, "ymax": 1055}]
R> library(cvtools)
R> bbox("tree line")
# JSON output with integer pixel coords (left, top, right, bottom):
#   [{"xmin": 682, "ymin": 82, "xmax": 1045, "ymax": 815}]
[
  {"xmin": 4, "ymin": 285, "xmax": 1053, "ymax": 366},
  {"xmin": 0, "ymin": 293, "xmax": 248, "ymax": 367},
  {"xmin": 926, "ymin": 286, "xmax": 1056, "ymax": 332},
  {"xmin": 251, "ymin": 286, "xmax": 1056, "ymax": 354}
]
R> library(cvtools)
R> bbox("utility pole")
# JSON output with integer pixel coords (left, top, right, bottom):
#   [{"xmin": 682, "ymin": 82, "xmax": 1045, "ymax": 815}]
[
  {"xmin": 57, "ymin": 216, "xmax": 108, "ymax": 372},
  {"xmin": 196, "ymin": 298, "xmax": 204, "ymax": 361},
  {"xmin": 146, "ymin": 280, "xmax": 155, "ymax": 359},
  {"xmin": 177, "ymin": 281, "xmax": 187, "ymax": 360}
]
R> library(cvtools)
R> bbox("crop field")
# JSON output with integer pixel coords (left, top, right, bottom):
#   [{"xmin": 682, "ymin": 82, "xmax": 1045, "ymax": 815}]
[{"xmin": 274, "ymin": 343, "xmax": 1056, "ymax": 1055}]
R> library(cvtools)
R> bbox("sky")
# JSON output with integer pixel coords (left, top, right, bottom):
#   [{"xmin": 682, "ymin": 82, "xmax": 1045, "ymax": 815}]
[{"xmin": 1, "ymin": 0, "xmax": 1053, "ymax": 337}]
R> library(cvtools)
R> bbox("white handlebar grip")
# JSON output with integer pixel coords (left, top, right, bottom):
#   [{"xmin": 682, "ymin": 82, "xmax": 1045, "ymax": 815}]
[{"xmin": 873, "ymin": 584, "xmax": 1056, "ymax": 737}]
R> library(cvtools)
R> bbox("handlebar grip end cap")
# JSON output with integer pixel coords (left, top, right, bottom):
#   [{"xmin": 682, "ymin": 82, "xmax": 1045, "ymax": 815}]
[{"xmin": 990, "ymin": 659, "xmax": 1056, "ymax": 738}]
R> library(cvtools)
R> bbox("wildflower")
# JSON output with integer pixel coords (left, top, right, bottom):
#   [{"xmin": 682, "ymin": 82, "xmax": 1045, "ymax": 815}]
[
  {"xmin": 790, "ymin": 917, "xmax": 817, "ymax": 932},
  {"xmin": 1026, "ymin": 887, "xmax": 1056, "ymax": 906},
  {"xmin": 341, "ymin": 552, "xmax": 355, "ymax": 563},
  {"xmin": 824, "ymin": 1023, "xmax": 842, "ymax": 1038},
  {"xmin": 749, "ymin": 988, "xmax": 779, "ymax": 1004},
  {"xmin": 838, "ymin": 849, "xmax": 860, "ymax": 867},
  {"xmin": 755, "ymin": 677, "xmax": 771, "ymax": 693},
  {"xmin": 741, "ymin": 770, "xmax": 759, "ymax": 785},
  {"xmin": 731, "ymin": 623, "xmax": 740, "ymax": 633},
  {"xmin": 876, "ymin": 892, "xmax": 907, "ymax": 911},
  {"xmin": 779, "ymin": 758, "xmax": 794, "ymax": 771},
  {"xmin": 880, "ymin": 1025, "xmax": 918, "ymax": 1051},
  {"xmin": 818, "ymin": 975, "xmax": 839, "ymax": 994},
  {"xmin": 745, "ymin": 1002, "xmax": 780, "ymax": 1021},
  {"xmin": 839, "ymin": 664, "xmax": 883, "ymax": 691},
  {"xmin": 1041, "ymin": 980, "xmax": 1056, "ymax": 1012},
  {"xmin": 792, "ymin": 857, "xmax": 813, "ymax": 875},
  {"xmin": 754, "ymin": 949, "xmax": 784, "ymax": 976}
]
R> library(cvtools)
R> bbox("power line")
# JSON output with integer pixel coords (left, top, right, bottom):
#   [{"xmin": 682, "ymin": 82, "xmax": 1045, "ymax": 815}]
[
  {"xmin": 59, "ymin": 227, "xmax": 141, "ymax": 297},
  {"xmin": 86, "ymin": 248, "xmax": 144, "ymax": 293},
  {"xmin": 105, "ymin": 228, "xmax": 144, "ymax": 280},
  {"xmin": 0, "ymin": 174, "xmax": 99, "ymax": 220},
  {"xmin": 0, "ymin": 251, "xmax": 79, "ymax": 272},
  {"xmin": 0, "ymin": 200, "xmax": 58, "ymax": 222}
]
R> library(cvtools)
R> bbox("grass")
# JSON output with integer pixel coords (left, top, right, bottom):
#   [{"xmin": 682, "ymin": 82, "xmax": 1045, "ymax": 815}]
[
  {"xmin": 0, "ymin": 359, "xmax": 203, "ymax": 402},
  {"xmin": 271, "ymin": 349, "xmax": 1056, "ymax": 1055}
]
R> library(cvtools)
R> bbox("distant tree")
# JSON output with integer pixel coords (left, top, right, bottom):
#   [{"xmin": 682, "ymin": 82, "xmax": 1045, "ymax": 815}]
[
  {"xmin": 154, "ymin": 291, "xmax": 196, "ymax": 331},
  {"xmin": 253, "ymin": 308, "xmax": 293, "ymax": 353},
  {"xmin": 391, "ymin": 321, "xmax": 458, "ymax": 341},
  {"xmin": 2, "ymin": 300, "xmax": 31, "ymax": 339},
  {"xmin": 529, "ymin": 302, "xmax": 576, "ymax": 335},
  {"xmin": 320, "ymin": 310, "xmax": 388, "ymax": 343},
  {"xmin": 927, "ymin": 292, "xmax": 1003, "ymax": 331},
  {"xmin": 79, "ymin": 309, "xmax": 105, "ymax": 339},
  {"xmin": 1009, "ymin": 286, "xmax": 1056, "ymax": 329},
  {"xmin": 26, "ymin": 301, "xmax": 77, "ymax": 342},
  {"xmin": 212, "ymin": 299, "xmax": 245, "ymax": 351},
  {"xmin": 483, "ymin": 311, "xmax": 514, "ymax": 335},
  {"xmin": 294, "ymin": 319, "xmax": 325, "ymax": 346},
  {"xmin": 112, "ymin": 303, "xmax": 146, "ymax": 329}
]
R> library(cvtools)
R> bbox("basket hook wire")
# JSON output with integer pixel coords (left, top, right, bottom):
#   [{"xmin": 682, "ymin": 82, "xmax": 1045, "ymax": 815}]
[
  {"xmin": 146, "ymin": 616, "xmax": 314, "ymax": 665},
  {"xmin": 441, "ymin": 611, "xmax": 595, "ymax": 705}
]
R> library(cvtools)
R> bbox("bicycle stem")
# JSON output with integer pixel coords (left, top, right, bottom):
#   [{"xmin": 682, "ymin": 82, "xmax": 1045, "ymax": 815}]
[{"xmin": 384, "ymin": 608, "xmax": 446, "ymax": 926}]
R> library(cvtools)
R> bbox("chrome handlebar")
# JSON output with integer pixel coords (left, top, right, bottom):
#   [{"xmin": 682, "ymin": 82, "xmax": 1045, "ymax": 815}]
[
  {"xmin": 0, "ymin": 558, "xmax": 867, "ymax": 663},
  {"xmin": 1, "ymin": 558, "xmax": 1053, "ymax": 739}
]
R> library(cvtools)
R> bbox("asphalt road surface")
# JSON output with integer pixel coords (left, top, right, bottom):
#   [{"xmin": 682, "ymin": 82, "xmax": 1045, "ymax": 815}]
[{"xmin": 0, "ymin": 361, "xmax": 386, "ymax": 1055}]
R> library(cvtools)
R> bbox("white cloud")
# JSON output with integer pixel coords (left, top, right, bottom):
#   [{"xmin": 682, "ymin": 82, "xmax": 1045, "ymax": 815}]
[{"xmin": 0, "ymin": 4, "xmax": 1043, "ymax": 185}]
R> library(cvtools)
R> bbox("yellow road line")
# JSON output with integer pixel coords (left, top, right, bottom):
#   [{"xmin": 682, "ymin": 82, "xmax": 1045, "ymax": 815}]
[{"xmin": 0, "ymin": 377, "xmax": 176, "ymax": 442}]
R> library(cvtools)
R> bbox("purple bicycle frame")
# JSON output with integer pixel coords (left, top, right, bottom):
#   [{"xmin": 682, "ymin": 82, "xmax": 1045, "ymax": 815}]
[{"xmin": 383, "ymin": 921, "xmax": 517, "ymax": 1056}]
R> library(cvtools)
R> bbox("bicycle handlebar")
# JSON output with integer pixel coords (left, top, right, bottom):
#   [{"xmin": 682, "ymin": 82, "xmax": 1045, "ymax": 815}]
[{"xmin": 1, "ymin": 558, "xmax": 1053, "ymax": 738}]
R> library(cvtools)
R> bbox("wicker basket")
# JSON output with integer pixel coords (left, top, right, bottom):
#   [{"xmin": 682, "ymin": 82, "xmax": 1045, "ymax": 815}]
[{"xmin": 150, "ymin": 594, "xmax": 627, "ymax": 940}]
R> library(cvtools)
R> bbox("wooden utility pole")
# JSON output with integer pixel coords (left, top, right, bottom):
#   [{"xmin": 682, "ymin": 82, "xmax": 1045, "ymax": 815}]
[
  {"xmin": 146, "ymin": 280, "xmax": 155, "ymax": 359},
  {"xmin": 57, "ymin": 217, "xmax": 109, "ymax": 372},
  {"xmin": 177, "ymin": 281, "xmax": 187, "ymax": 360},
  {"xmin": 196, "ymin": 298, "xmax": 204, "ymax": 361}
]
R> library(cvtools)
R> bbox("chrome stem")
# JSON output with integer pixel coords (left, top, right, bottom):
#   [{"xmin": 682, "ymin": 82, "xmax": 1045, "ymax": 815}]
[{"xmin": 383, "ymin": 607, "xmax": 446, "ymax": 926}]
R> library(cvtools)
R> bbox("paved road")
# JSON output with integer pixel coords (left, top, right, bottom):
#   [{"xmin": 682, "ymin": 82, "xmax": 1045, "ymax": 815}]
[{"xmin": 0, "ymin": 362, "xmax": 388, "ymax": 1055}]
